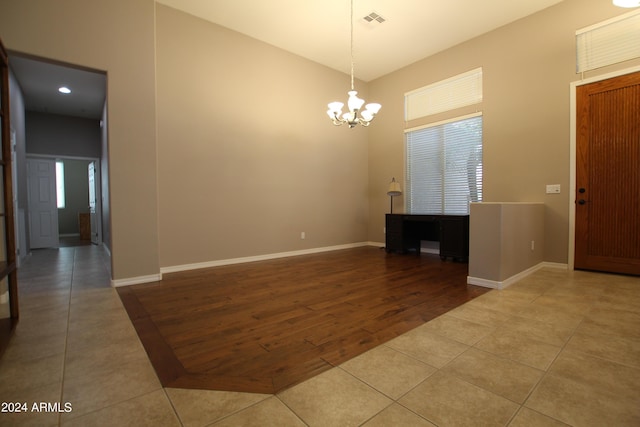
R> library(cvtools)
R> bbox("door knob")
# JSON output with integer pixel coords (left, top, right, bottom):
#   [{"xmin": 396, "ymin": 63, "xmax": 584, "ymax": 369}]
[
  {"xmin": 578, "ymin": 188, "xmax": 586, "ymax": 193},
  {"xmin": 578, "ymin": 199, "xmax": 586, "ymax": 205}
]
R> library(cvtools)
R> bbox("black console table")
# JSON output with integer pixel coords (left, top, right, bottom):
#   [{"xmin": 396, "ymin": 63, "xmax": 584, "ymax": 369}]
[{"xmin": 385, "ymin": 214, "xmax": 469, "ymax": 261}]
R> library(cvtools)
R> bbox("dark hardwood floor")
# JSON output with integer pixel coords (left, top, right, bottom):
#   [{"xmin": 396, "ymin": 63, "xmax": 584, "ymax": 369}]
[{"xmin": 117, "ymin": 246, "xmax": 489, "ymax": 394}]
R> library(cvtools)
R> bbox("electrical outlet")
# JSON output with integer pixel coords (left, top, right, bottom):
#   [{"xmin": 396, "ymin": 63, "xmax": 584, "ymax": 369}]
[
  {"xmin": 301, "ymin": 232, "xmax": 305, "ymax": 240},
  {"xmin": 531, "ymin": 240, "xmax": 535, "ymax": 251}
]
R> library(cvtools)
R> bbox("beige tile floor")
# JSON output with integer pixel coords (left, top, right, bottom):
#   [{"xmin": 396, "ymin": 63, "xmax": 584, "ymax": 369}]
[{"xmin": 1, "ymin": 246, "xmax": 639, "ymax": 426}]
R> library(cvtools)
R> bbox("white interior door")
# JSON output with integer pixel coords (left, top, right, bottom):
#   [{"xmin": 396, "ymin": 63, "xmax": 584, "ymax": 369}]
[
  {"xmin": 88, "ymin": 161, "xmax": 100, "ymax": 245},
  {"xmin": 27, "ymin": 158, "xmax": 59, "ymax": 249}
]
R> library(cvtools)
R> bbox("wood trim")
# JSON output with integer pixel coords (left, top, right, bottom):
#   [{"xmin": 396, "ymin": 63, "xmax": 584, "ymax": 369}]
[{"xmin": 0, "ymin": 37, "xmax": 19, "ymax": 357}]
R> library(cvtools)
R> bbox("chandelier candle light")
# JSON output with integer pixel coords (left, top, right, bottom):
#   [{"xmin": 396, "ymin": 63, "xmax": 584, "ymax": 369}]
[{"xmin": 327, "ymin": 0, "xmax": 381, "ymax": 128}]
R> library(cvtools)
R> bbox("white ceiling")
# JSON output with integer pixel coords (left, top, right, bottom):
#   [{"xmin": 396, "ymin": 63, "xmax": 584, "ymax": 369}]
[
  {"xmin": 9, "ymin": 0, "xmax": 564, "ymax": 119},
  {"xmin": 156, "ymin": 0, "xmax": 565, "ymax": 82}
]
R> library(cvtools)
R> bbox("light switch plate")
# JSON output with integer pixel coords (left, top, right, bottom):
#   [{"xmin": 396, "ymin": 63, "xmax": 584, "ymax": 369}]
[{"xmin": 546, "ymin": 184, "xmax": 561, "ymax": 194}]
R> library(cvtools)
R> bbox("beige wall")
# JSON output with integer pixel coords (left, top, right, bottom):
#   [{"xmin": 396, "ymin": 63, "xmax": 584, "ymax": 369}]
[
  {"xmin": 367, "ymin": 0, "xmax": 640, "ymax": 264},
  {"xmin": 2, "ymin": 0, "xmax": 639, "ymax": 281},
  {"xmin": 468, "ymin": 203, "xmax": 545, "ymax": 285},
  {"xmin": 155, "ymin": 5, "xmax": 369, "ymax": 267},
  {"xmin": 0, "ymin": 0, "xmax": 159, "ymax": 280}
]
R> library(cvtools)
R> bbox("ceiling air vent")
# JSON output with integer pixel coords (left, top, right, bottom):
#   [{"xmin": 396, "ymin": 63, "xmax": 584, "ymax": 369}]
[{"xmin": 362, "ymin": 12, "xmax": 386, "ymax": 24}]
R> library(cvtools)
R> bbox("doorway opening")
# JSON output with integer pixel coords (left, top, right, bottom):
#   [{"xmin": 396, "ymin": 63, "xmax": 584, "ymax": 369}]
[
  {"xmin": 8, "ymin": 53, "xmax": 110, "ymax": 260},
  {"xmin": 27, "ymin": 156, "xmax": 102, "ymax": 249}
]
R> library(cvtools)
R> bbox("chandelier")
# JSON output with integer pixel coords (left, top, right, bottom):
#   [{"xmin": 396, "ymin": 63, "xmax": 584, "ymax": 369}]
[{"xmin": 327, "ymin": 0, "xmax": 381, "ymax": 128}]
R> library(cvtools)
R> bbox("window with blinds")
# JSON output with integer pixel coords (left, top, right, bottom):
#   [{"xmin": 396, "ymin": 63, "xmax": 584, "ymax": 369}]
[
  {"xmin": 405, "ymin": 68, "xmax": 483, "ymax": 121},
  {"xmin": 576, "ymin": 9, "xmax": 640, "ymax": 73},
  {"xmin": 405, "ymin": 113, "xmax": 483, "ymax": 215}
]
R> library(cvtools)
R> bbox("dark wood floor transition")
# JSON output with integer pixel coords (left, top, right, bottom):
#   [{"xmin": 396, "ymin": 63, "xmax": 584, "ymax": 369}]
[{"xmin": 117, "ymin": 247, "xmax": 489, "ymax": 394}]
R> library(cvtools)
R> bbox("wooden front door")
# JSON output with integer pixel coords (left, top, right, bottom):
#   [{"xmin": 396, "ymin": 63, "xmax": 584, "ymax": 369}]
[{"xmin": 575, "ymin": 71, "xmax": 640, "ymax": 275}]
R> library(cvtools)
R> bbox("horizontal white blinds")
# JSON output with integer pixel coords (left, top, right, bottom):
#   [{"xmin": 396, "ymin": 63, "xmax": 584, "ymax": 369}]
[
  {"xmin": 576, "ymin": 9, "xmax": 640, "ymax": 73},
  {"xmin": 405, "ymin": 114, "xmax": 483, "ymax": 215},
  {"xmin": 405, "ymin": 68, "xmax": 483, "ymax": 121}
]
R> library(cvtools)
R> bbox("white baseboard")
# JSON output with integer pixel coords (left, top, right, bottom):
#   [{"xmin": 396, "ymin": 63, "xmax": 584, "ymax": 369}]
[
  {"xmin": 466, "ymin": 276, "xmax": 503, "ymax": 289},
  {"xmin": 111, "ymin": 273, "xmax": 162, "ymax": 288},
  {"xmin": 540, "ymin": 261, "xmax": 569, "ymax": 270},
  {"xmin": 467, "ymin": 261, "xmax": 569, "ymax": 290},
  {"xmin": 160, "ymin": 242, "xmax": 372, "ymax": 275},
  {"xmin": 111, "ymin": 242, "xmax": 374, "ymax": 287},
  {"xmin": 116, "ymin": 243, "xmax": 562, "ymax": 289}
]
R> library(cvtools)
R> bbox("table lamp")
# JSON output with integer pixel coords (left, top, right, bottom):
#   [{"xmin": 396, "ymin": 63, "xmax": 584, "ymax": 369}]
[{"xmin": 387, "ymin": 177, "xmax": 402, "ymax": 214}]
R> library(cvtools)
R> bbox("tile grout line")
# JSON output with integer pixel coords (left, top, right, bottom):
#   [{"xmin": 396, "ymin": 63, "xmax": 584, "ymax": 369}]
[
  {"xmin": 333, "ymin": 363, "xmax": 429, "ymax": 426},
  {"xmin": 495, "ymin": 286, "xmax": 589, "ymax": 426},
  {"xmin": 510, "ymin": 283, "xmax": 598, "ymax": 427},
  {"xmin": 161, "ymin": 388, "xmax": 186, "ymax": 426},
  {"xmin": 57, "ymin": 247, "xmax": 76, "ymax": 427},
  {"xmin": 273, "ymin": 394, "xmax": 311, "ymax": 427},
  {"xmin": 383, "ymin": 286, "xmax": 581, "ymax": 426},
  {"xmin": 53, "ymin": 247, "xmax": 182, "ymax": 425}
]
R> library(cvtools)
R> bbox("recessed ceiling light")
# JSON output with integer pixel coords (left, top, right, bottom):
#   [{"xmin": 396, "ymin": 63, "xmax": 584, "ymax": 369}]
[{"xmin": 58, "ymin": 86, "xmax": 71, "ymax": 94}]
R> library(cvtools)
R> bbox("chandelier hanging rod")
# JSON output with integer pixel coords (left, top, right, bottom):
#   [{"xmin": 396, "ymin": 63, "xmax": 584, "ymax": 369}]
[{"xmin": 326, "ymin": 0, "xmax": 381, "ymax": 128}]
